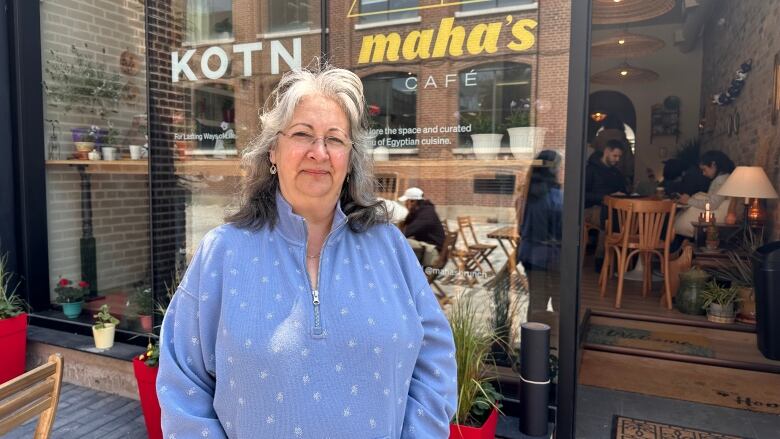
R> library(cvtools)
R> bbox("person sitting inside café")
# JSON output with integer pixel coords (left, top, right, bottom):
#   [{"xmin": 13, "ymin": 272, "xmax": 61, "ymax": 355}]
[
  {"xmin": 674, "ymin": 150, "xmax": 735, "ymax": 238},
  {"xmin": 398, "ymin": 187, "xmax": 445, "ymax": 267},
  {"xmin": 661, "ymin": 158, "xmax": 711, "ymax": 198},
  {"xmin": 584, "ymin": 139, "xmax": 627, "ymax": 271}
]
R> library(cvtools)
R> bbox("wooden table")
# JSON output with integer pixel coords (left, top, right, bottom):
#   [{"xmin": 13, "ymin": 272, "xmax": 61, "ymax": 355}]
[{"xmin": 487, "ymin": 226, "xmax": 519, "ymax": 258}]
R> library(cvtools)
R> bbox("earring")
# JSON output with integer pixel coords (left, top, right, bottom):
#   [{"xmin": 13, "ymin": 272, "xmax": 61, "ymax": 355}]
[{"xmin": 270, "ymin": 164, "xmax": 277, "ymax": 175}]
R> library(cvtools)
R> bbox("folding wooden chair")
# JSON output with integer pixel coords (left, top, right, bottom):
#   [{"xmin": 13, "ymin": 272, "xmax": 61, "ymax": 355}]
[
  {"xmin": 0, "ymin": 353, "xmax": 64, "ymax": 438},
  {"xmin": 457, "ymin": 216, "xmax": 497, "ymax": 275}
]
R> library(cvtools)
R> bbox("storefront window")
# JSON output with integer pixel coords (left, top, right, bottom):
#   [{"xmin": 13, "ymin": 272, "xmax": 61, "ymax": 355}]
[
  {"xmin": 268, "ymin": 0, "xmax": 310, "ymax": 32},
  {"xmin": 363, "ymin": 72, "xmax": 417, "ymax": 150},
  {"xmin": 186, "ymin": 0, "xmax": 234, "ymax": 43},
  {"xmin": 359, "ymin": 0, "xmax": 418, "ymax": 24}
]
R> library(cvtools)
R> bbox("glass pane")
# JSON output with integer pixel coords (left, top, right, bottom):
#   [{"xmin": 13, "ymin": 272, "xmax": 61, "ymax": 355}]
[
  {"xmin": 186, "ymin": 0, "xmax": 234, "ymax": 42},
  {"xmin": 41, "ymin": 0, "xmax": 152, "ymax": 332}
]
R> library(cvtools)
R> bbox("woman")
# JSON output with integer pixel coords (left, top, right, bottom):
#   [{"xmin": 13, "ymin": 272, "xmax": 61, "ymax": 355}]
[
  {"xmin": 517, "ymin": 150, "xmax": 563, "ymax": 271},
  {"xmin": 157, "ymin": 65, "xmax": 457, "ymax": 438},
  {"xmin": 674, "ymin": 150, "xmax": 735, "ymax": 237}
]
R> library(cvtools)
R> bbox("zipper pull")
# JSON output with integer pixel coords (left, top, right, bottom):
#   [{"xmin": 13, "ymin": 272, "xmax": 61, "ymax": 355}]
[{"xmin": 312, "ymin": 290, "xmax": 320, "ymax": 305}]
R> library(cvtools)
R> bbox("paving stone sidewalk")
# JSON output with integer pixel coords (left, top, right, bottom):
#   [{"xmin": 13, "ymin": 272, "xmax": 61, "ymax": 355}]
[{"xmin": 5, "ymin": 382, "xmax": 147, "ymax": 439}]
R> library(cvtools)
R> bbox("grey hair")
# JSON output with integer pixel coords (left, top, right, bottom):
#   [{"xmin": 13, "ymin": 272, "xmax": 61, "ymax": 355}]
[{"xmin": 226, "ymin": 63, "xmax": 389, "ymax": 232}]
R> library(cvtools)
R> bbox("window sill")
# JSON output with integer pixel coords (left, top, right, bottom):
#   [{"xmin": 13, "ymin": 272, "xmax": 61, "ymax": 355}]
[
  {"xmin": 354, "ymin": 16, "xmax": 422, "ymax": 31},
  {"xmin": 453, "ymin": 2, "xmax": 538, "ymax": 19},
  {"xmin": 27, "ymin": 324, "xmax": 146, "ymax": 362},
  {"xmin": 372, "ymin": 147, "xmax": 419, "ymax": 156},
  {"xmin": 257, "ymin": 28, "xmax": 324, "ymax": 40},
  {"xmin": 451, "ymin": 146, "xmax": 519, "ymax": 156},
  {"xmin": 181, "ymin": 37, "xmax": 236, "ymax": 48}
]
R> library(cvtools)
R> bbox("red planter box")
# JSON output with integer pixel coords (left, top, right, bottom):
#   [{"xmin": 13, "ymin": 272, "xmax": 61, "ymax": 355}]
[
  {"xmin": 133, "ymin": 357, "xmax": 162, "ymax": 439},
  {"xmin": 449, "ymin": 408, "xmax": 499, "ymax": 439},
  {"xmin": 0, "ymin": 313, "xmax": 27, "ymax": 384}
]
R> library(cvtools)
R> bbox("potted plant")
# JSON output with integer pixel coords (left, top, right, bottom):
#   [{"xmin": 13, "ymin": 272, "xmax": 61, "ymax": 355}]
[
  {"xmin": 70, "ymin": 125, "xmax": 100, "ymax": 159},
  {"xmin": 100, "ymin": 122, "xmax": 120, "ymax": 161},
  {"xmin": 707, "ymin": 227, "xmax": 762, "ymax": 324},
  {"xmin": 701, "ymin": 281, "xmax": 741, "ymax": 324},
  {"xmin": 54, "ymin": 277, "xmax": 88, "ymax": 319},
  {"xmin": 133, "ymin": 271, "xmax": 178, "ymax": 439},
  {"xmin": 92, "ymin": 304, "xmax": 119, "ymax": 349},
  {"xmin": 448, "ymin": 296, "xmax": 502, "ymax": 438},
  {"xmin": 504, "ymin": 101, "xmax": 545, "ymax": 158},
  {"xmin": 129, "ymin": 286, "xmax": 154, "ymax": 331},
  {"xmin": 0, "ymin": 251, "xmax": 27, "ymax": 383},
  {"xmin": 464, "ymin": 111, "xmax": 503, "ymax": 160},
  {"xmin": 705, "ymin": 224, "xmax": 719, "ymax": 250}
]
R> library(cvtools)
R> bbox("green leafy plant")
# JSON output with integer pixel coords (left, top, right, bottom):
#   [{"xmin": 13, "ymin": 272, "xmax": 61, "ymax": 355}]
[
  {"xmin": 0, "ymin": 252, "xmax": 26, "ymax": 319},
  {"xmin": 449, "ymin": 295, "xmax": 503, "ymax": 427},
  {"xmin": 54, "ymin": 277, "xmax": 88, "ymax": 303},
  {"xmin": 707, "ymin": 226, "xmax": 763, "ymax": 287},
  {"xmin": 701, "ymin": 281, "xmax": 741, "ymax": 309},
  {"xmin": 128, "ymin": 286, "xmax": 154, "ymax": 317},
  {"xmin": 102, "ymin": 122, "xmax": 121, "ymax": 147},
  {"xmin": 139, "ymin": 269, "xmax": 182, "ymax": 367},
  {"xmin": 502, "ymin": 108, "xmax": 531, "ymax": 130},
  {"xmin": 43, "ymin": 44, "xmax": 123, "ymax": 119},
  {"xmin": 463, "ymin": 112, "xmax": 496, "ymax": 134},
  {"xmin": 93, "ymin": 304, "xmax": 119, "ymax": 329}
]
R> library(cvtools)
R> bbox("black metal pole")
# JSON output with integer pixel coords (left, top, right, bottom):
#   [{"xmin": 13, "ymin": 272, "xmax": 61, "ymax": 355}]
[
  {"xmin": 78, "ymin": 165, "xmax": 98, "ymax": 297},
  {"xmin": 519, "ymin": 322, "xmax": 551, "ymax": 437}
]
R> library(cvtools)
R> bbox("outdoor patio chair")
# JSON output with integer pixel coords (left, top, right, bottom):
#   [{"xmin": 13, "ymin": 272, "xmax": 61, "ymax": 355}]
[
  {"xmin": 0, "ymin": 353, "xmax": 64, "ymax": 438},
  {"xmin": 457, "ymin": 216, "xmax": 497, "ymax": 275},
  {"xmin": 426, "ymin": 230, "xmax": 458, "ymax": 301}
]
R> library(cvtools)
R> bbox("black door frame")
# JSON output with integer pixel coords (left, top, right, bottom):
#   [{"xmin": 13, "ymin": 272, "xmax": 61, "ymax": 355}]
[{"xmin": 6, "ymin": 0, "xmax": 592, "ymax": 436}]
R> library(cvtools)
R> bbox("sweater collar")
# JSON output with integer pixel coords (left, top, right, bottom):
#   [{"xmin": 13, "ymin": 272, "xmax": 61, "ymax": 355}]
[{"xmin": 275, "ymin": 190, "xmax": 348, "ymax": 246}]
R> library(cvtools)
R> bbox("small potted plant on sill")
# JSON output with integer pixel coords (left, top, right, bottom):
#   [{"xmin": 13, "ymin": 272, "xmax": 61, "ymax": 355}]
[
  {"xmin": 54, "ymin": 277, "xmax": 88, "ymax": 319},
  {"xmin": 70, "ymin": 125, "xmax": 100, "ymax": 160},
  {"xmin": 92, "ymin": 304, "xmax": 119, "ymax": 349},
  {"xmin": 504, "ymin": 100, "xmax": 545, "ymax": 159},
  {"xmin": 707, "ymin": 227, "xmax": 762, "ymax": 324},
  {"xmin": 448, "ymin": 296, "xmax": 502, "ymax": 439},
  {"xmin": 129, "ymin": 286, "xmax": 154, "ymax": 332},
  {"xmin": 464, "ymin": 111, "xmax": 503, "ymax": 160},
  {"xmin": 100, "ymin": 122, "xmax": 120, "ymax": 161},
  {"xmin": 701, "ymin": 280, "xmax": 741, "ymax": 324},
  {"xmin": 0, "ymin": 250, "xmax": 27, "ymax": 384}
]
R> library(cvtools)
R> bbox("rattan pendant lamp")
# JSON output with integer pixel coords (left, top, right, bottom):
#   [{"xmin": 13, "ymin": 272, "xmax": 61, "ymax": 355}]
[
  {"xmin": 592, "ymin": 0, "xmax": 676, "ymax": 25},
  {"xmin": 592, "ymin": 30, "xmax": 665, "ymax": 58},
  {"xmin": 591, "ymin": 61, "xmax": 659, "ymax": 85}
]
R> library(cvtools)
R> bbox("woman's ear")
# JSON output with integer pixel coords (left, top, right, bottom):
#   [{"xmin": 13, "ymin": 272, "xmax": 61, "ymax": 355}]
[{"xmin": 269, "ymin": 149, "xmax": 276, "ymax": 164}]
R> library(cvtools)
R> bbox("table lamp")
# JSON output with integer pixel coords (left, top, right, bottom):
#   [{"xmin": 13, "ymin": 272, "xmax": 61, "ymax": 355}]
[{"xmin": 717, "ymin": 166, "xmax": 779, "ymax": 223}]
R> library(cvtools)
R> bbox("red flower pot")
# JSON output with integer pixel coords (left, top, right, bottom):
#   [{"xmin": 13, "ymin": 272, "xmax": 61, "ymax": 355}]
[
  {"xmin": 449, "ymin": 408, "xmax": 499, "ymax": 439},
  {"xmin": 133, "ymin": 357, "xmax": 162, "ymax": 439},
  {"xmin": 0, "ymin": 313, "xmax": 27, "ymax": 384},
  {"xmin": 138, "ymin": 315, "xmax": 153, "ymax": 332}
]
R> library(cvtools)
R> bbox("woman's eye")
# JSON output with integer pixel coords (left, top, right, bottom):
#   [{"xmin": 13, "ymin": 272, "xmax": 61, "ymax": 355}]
[
  {"xmin": 292, "ymin": 132, "xmax": 315, "ymax": 140},
  {"xmin": 325, "ymin": 137, "xmax": 346, "ymax": 147}
]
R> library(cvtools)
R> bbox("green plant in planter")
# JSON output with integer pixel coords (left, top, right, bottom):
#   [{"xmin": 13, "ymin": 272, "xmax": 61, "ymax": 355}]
[
  {"xmin": 129, "ymin": 286, "xmax": 154, "ymax": 317},
  {"xmin": 93, "ymin": 304, "xmax": 119, "ymax": 329},
  {"xmin": 700, "ymin": 281, "xmax": 741, "ymax": 309},
  {"xmin": 707, "ymin": 226, "xmax": 763, "ymax": 288},
  {"xmin": 54, "ymin": 277, "xmax": 88, "ymax": 303},
  {"xmin": 463, "ymin": 112, "xmax": 496, "ymax": 134},
  {"xmin": 0, "ymin": 252, "xmax": 25, "ymax": 319},
  {"xmin": 139, "ymin": 268, "xmax": 181, "ymax": 367},
  {"xmin": 449, "ymin": 295, "xmax": 503, "ymax": 427},
  {"xmin": 502, "ymin": 108, "xmax": 531, "ymax": 131}
]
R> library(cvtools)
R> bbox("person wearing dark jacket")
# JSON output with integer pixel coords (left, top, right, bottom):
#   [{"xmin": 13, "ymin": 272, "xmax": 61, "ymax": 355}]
[
  {"xmin": 662, "ymin": 158, "xmax": 711, "ymax": 197},
  {"xmin": 584, "ymin": 140, "xmax": 626, "ymax": 271},
  {"xmin": 398, "ymin": 187, "xmax": 445, "ymax": 266}
]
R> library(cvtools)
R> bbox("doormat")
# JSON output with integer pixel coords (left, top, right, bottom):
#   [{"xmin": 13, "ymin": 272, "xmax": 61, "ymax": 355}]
[
  {"xmin": 587, "ymin": 324, "xmax": 715, "ymax": 358},
  {"xmin": 613, "ymin": 415, "xmax": 752, "ymax": 439}
]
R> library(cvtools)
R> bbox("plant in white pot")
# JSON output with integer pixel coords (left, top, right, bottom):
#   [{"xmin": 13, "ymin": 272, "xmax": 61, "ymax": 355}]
[
  {"xmin": 92, "ymin": 304, "xmax": 119, "ymax": 349},
  {"xmin": 701, "ymin": 281, "xmax": 741, "ymax": 324},
  {"xmin": 504, "ymin": 102, "xmax": 545, "ymax": 158},
  {"xmin": 464, "ymin": 111, "xmax": 502, "ymax": 160}
]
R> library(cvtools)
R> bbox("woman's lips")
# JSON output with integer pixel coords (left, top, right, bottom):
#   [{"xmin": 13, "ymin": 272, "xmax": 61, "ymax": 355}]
[{"xmin": 302, "ymin": 169, "xmax": 329, "ymax": 176}]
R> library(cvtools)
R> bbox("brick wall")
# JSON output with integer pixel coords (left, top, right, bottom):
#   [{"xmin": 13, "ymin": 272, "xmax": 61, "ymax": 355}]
[{"xmin": 700, "ymin": 1, "xmax": 780, "ymax": 238}]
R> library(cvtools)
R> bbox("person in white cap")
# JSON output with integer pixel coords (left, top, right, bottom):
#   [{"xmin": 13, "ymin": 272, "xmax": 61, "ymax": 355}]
[{"xmin": 398, "ymin": 187, "xmax": 445, "ymax": 266}]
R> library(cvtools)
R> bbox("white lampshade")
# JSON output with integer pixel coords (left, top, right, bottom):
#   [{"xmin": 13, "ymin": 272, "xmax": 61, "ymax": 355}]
[{"xmin": 717, "ymin": 166, "xmax": 779, "ymax": 199}]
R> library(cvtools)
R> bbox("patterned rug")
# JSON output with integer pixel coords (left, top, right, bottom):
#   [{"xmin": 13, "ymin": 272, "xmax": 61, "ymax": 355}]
[
  {"xmin": 613, "ymin": 416, "xmax": 752, "ymax": 439},
  {"xmin": 587, "ymin": 324, "xmax": 715, "ymax": 358}
]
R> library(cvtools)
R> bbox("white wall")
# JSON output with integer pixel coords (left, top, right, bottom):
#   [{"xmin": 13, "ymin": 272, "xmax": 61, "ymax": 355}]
[{"xmin": 591, "ymin": 23, "xmax": 703, "ymax": 183}]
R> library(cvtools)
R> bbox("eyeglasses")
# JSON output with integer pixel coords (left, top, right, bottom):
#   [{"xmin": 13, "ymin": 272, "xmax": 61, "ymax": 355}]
[{"xmin": 277, "ymin": 130, "xmax": 353, "ymax": 153}]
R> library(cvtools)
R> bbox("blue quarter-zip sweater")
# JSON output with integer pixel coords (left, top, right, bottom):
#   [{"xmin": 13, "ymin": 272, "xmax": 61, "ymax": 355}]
[{"xmin": 157, "ymin": 192, "xmax": 457, "ymax": 438}]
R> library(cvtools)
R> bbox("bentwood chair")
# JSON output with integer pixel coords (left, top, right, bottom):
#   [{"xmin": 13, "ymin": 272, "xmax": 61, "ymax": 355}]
[
  {"xmin": 427, "ymin": 230, "xmax": 458, "ymax": 298},
  {"xmin": 0, "ymin": 354, "xmax": 64, "ymax": 438},
  {"xmin": 599, "ymin": 198, "xmax": 677, "ymax": 309}
]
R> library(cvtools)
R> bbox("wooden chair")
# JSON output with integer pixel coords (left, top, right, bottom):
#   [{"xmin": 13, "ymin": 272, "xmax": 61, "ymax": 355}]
[
  {"xmin": 457, "ymin": 216, "xmax": 497, "ymax": 275},
  {"xmin": 600, "ymin": 198, "xmax": 677, "ymax": 309},
  {"xmin": 427, "ymin": 230, "xmax": 458, "ymax": 297},
  {"xmin": 0, "ymin": 354, "xmax": 64, "ymax": 438}
]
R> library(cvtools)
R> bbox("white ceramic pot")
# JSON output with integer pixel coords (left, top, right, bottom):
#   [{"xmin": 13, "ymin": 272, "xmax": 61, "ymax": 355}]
[
  {"xmin": 470, "ymin": 134, "xmax": 503, "ymax": 160},
  {"xmin": 507, "ymin": 127, "xmax": 546, "ymax": 158},
  {"xmin": 102, "ymin": 146, "xmax": 117, "ymax": 161},
  {"xmin": 92, "ymin": 324, "xmax": 116, "ymax": 349},
  {"xmin": 129, "ymin": 145, "xmax": 142, "ymax": 160},
  {"xmin": 88, "ymin": 150, "xmax": 101, "ymax": 161}
]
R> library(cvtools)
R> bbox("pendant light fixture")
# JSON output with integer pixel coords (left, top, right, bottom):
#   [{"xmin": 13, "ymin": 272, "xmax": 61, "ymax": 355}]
[
  {"xmin": 592, "ymin": 0, "xmax": 676, "ymax": 25},
  {"xmin": 592, "ymin": 30, "xmax": 665, "ymax": 58},
  {"xmin": 591, "ymin": 62, "xmax": 659, "ymax": 85}
]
